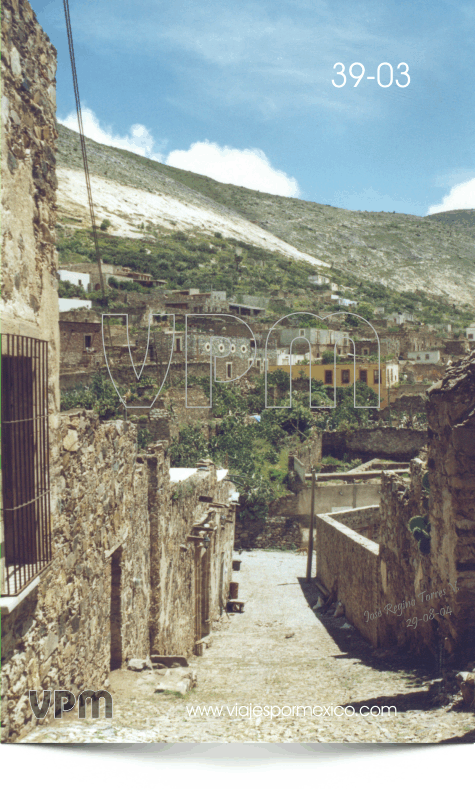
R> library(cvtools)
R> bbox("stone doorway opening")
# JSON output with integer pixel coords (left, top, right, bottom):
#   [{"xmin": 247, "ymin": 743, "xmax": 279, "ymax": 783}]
[{"xmin": 110, "ymin": 547, "xmax": 123, "ymax": 670}]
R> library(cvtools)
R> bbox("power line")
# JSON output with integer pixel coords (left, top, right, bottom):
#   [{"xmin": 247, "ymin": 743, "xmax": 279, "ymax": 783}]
[{"xmin": 62, "ymin": 0, "xmax": 106, "ymax": 300}]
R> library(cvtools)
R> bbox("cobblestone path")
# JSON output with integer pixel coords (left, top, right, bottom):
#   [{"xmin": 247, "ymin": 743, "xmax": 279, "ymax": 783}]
[{"xmin": 21, "ymin": 551, "xmax": 475, "ymax": 743}]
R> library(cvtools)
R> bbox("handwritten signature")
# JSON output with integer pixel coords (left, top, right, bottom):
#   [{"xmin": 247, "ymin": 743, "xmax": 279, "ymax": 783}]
[{"xmin": 406, "ymin": 605, "xmax": 453, "ymax": 629}]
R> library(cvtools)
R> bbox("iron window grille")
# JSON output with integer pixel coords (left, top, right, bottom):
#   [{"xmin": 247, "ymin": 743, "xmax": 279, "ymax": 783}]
[{"xmin": 1, "ymin": 334, "xmax": 52, "ymax": 595}]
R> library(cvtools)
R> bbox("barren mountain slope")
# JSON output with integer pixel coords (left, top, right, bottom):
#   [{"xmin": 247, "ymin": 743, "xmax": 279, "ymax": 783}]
[{"xmin": 56, "ymin": 124, "xmax": 475, "ymax": 306}]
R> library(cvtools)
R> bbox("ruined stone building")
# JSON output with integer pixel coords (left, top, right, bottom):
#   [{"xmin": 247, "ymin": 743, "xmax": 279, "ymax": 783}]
[
  {"xmin": 60, "ymin": 316, "xmax": 103, "ymax": 370},
  {"xmin": 58, "ymin": 260, "xmax": 165, "ymax": 291},
  {"xmin": 315, "ymin": 352, "xmax": 475, "ymax": 659},
  {"xmin": 1, "ymin": 0, "xmax": 235, "ymax": 744}
]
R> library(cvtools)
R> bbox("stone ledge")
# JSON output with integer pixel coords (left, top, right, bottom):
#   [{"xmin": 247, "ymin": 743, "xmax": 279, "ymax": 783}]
[{"xmin": 1, "ymin": 574, "xmax": 41, "ymax": 615}]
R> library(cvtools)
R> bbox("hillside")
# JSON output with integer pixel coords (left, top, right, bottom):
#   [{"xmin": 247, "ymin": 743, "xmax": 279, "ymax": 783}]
[{"xmin": 56, "ymin": 123, "xmax": 475, "ymax": 308}]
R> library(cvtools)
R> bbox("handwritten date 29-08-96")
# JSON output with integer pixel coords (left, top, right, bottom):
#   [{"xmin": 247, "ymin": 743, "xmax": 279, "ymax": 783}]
[{"xmin": 407, "ymin": 606, "xmax": 452, "ymax": 629}]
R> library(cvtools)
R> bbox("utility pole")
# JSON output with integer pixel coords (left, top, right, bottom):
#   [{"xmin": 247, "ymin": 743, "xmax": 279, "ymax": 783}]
[
  {"xmin": 387, "ymin": 373, "xmax": 392, "ymax": 425},
  {"xmin": 306, "ymin": 467, "xmax": 316, "ymax": 581}
]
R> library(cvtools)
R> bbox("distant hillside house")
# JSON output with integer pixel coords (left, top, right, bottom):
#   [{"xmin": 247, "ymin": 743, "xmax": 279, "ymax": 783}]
[
  {"xmin": 267, "ymin": 361, "xmax": 398, "ymax": 407},
  {"xmin": 58, "ymin": 298, "xmax": 92, "ymax": 312},
  {"xmin": 328, "ymin": 295, "xmax": 358, "ymax": 308},
  {"xmin": 388, "ymin": 311, "xmax": 415, "ymax": 325},
  {"xmin": 228, "ymin": 302, "xmax": 266, "ymax": 317},
  {"xmin": 58, "ymin": 269, "xmax": 91, "ymax": 291},
  {"xmin": 308, "ymin": 274, "xmax": 331, "ymax": 286},
  {"xmin": 407, "ymin": 350, "xmax": 441, "ymax": 364},
  {"xmin": 60, "ymin": 261, "xmax": 165, "ymax": 290},
  {"xmin": 465, "ymin": 324, "xmax": 475, "ymax": 341},
  {"xmin": 60, "ymin": 319, "xmax": 103, "ymax": 369}
]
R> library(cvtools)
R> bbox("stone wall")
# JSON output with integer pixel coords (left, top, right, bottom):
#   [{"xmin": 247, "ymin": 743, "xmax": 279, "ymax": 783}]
[
  {"xmin": 314, "ymin": 354, "xmax": 475, "ymax": 656},
  {"xmin": 378, "ymin": 349, "xmax": 475, "ymax": 654},
  {"xmin": 404, "ymin": 363, "xmax": 445, "ymax": 384},
  {"xmin": 296, "ymin": 482, "xmax": 381, "ymax": 522},
  {"xmin": 322, "ymin": 427, "xmax": 427, "ymax": 462},
  {"xmin": 288, "ymin": 433, "xmax": 322, "ymax": 481},
  {"xmin": 444, "ymin": 339, "xmax": 469, "ymax": 357},
  {"xmin": 315, "ymin": 511, "xmax": 381, "ymax": 646},
  {"xmin": 1, "ymin": 0, "xmax": 60, "ymax": 412},
  {"xmin": 1, "ymin": 411, "xmax": 151, "ymax": 742},
  {"xmin": 59, "ymin": 320, "xmax": 103, "ymax": 369},
  {"xmin": 234, "ymin": 515, "xmax": 301, "ymax": 550},
  {"xmin": 379, "ymin": 393, "xmax": 427, "ymax": 421},
  {"xmin": 425, "ymin": 352, "xmax": 475, "ymax": 649},
  {"xmin": 0, "ymin": 0, "xmax": 237, "ymax": 746},
  {"xmin": 1, "ymin": 415, "xmax": 236, "ymax": 742},
  {"xmin": 376, "ymin": 461, "xmax": 442, "ymax": 652},
  {"xmin": 336, "ymin": 505, "xmax": 381, "ymax": 542},
  {"xmin": 148, "ymin": 460, "xmax": 235, "ymax": 656}
]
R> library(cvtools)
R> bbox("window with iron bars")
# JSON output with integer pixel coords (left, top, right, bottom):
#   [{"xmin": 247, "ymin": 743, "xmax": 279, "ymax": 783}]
[{"xmin": 1, "ymin": 334, "xmax": 52, "ymax": 596}]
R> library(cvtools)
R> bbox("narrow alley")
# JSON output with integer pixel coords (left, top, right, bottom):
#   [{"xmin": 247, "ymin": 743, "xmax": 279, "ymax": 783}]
[{"xmin": 21, "ymin": 551, "xmax": 475, "ymax": 744}]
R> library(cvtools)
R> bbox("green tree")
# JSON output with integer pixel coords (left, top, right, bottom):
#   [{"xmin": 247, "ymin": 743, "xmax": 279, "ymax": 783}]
[
  {"xmin": 322, "ymin": 350, "xmax": 341, "ymax": 364},
  {"xmin": 169, "ymin": 424, "xmax": 209, "ymax": 466}
]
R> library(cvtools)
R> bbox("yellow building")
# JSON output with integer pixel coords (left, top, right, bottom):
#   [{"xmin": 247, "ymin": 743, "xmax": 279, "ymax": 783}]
[{"xmin": 267, "ymin": 361, "xmax": 398, "ymax": 408}]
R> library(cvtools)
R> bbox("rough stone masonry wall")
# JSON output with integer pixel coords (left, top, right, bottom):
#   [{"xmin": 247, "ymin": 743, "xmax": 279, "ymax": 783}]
[
  {"xmin": 377, "ymin": 354, "xmax": 475, "ymax": 656},
  {"xmin": 315, "ymin": 512, "xmax": 381, "ymax": 646},
  {"xmin": 377, "ymin": 462, "xmax": 443, "ymax": 653},
  {"xmin": 426, "ymin": 352, "xmax": 475, "ymax": 650},
  {"xmin": 322, "ymin": 427, "xmax": 427, "ymax": 462},
  {"xmin": 288, "ymin": 433, "xmax": 322, "ymax": 479},
  {"xmin": 1, "ymin": 0, "xmax": 60, "ymax": 412},
  {"xmin": 1, "ymin": 411, "xmax": 151, "ymax": 743},
  {"xmin": 336, "ymin": 505, "xmax": 381, "ymax": 542},
  {"xmin": 235, "ymin": 514, "xmax": 302, "ymax": 551},
  {"xmin": 147, "ymin": 459, "xmax": 235, "ymax": 656},
  {"xmin": 59, "ymin": 321, "xmax": 103, "ymax": 369}
]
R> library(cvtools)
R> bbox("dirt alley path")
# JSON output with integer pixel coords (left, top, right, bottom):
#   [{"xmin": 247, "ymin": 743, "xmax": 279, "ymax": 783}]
[{"xmin": 21, "ymin": 551, "xmax": 475, "ymax": 743}]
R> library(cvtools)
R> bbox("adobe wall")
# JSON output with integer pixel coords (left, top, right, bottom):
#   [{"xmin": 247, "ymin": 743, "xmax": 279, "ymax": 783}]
[
  {"xmin": 1, "ymin": 0, "xmax": 60, "ymax": 411},
  {"xmin": 397, "ymin": 327, "xmax": 440, "ymax": 357}
]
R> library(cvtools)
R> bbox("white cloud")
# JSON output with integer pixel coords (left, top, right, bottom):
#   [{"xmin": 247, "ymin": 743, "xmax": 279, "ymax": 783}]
[
  {"xmin": 166, "ymin": 141, "xmax": 301, "ymax": 197},
  {"xmin": 58, "ymin": 109, "xmax": 300, "ymax": 197},
  {"xmin": 428, "ymin": 178, "xmax": 475, "ymax": 214},
  {"xmin": 58, "ymin": 107, "xmax": 165, "ymax": 162}
]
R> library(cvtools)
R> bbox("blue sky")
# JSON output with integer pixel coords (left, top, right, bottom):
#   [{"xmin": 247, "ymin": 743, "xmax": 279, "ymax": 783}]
[{"xmin": 32, "ymin": 0, "xmax": 475, "ymax": 216}]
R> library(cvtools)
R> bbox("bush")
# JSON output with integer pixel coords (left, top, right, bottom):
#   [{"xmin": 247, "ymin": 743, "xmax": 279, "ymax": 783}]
[
  {"xmin": 58, "ymin": 280, "xmax": 88, "ymax": 299},
  {"xmin": 60, "ymin": 371, "xmax": 123, "ymax": 420},
  {"xmin": 137, "ymin": 427, "xmax": 151, "ymax": 449},
  {"xmin": 169, "ymin": 424, "xmax": 209, "ymax": 466},
  {"xmin": 321, "ymin": 350, "xmax": 341, "ymax": 364}
]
